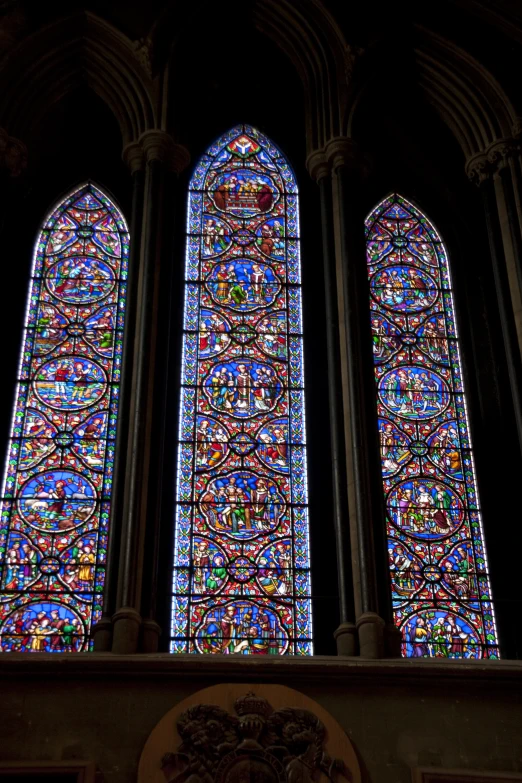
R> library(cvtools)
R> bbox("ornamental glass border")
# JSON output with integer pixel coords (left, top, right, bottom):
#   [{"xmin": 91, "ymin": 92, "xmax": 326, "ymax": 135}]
[
  {"xmin": 171, "ymin": 124, "xmax": 312, "ymax": 655},
  {"xmin": 0, "ymin": 183, "xmax": 129, "ymax": 652},
  {"xmin": 366, "ymin": 193, "xmax": 498, "ymax": 658}
]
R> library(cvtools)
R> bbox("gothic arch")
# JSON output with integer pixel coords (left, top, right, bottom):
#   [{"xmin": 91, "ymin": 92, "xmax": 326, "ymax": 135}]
[
  {"xmin": 346, "ymin": 25, "xmax": 520, "ymax": 164},
  {"xmin": 0, "ymin": 12, "xmax": 156, "ymax": 147},
  {"xmin": 253, "ymin": 0, "xmax": 354, "ymax": 152},
  {"xmin": 414, "ymin": 26, "xmax": 520, "ymax": 161},
  {"xmin": 148, "ymin": 0, "xmax": 353, "ymax": 154}
]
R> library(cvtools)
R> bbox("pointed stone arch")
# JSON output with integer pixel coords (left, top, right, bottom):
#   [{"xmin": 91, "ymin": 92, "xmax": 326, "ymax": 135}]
[{"xmin": 0, "ymin": 11, "xmax": 156, "ymax": 148}]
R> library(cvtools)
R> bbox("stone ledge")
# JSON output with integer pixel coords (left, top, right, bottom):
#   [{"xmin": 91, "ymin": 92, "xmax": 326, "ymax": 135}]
[{"xmin": 0, "ymin": 653, "xmax": 520, "ymax": 685}]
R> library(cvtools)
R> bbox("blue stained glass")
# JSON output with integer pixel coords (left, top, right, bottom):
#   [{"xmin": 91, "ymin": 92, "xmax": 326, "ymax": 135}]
[
  {"xmin": 0, "ymin": 183, "xmax": 129, "ymax": 652},
  {"xmin": 172, "ymin": 125, "xmax": 312, "ymax": 654},
  {"xmin": 366, "ymin": 194, "xmax": 499, "ymax": 658}
]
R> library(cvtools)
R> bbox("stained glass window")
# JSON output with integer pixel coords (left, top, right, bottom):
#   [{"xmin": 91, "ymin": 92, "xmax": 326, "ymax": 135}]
[
  {"xmin": 366, "ymin": 194, "xmax": 499, "ymax": 658},
  {"xmin": 172, "ymin": 125, "xmax": 312, "ymax": 655},
  {"xmin": 0, "ymin": 183, "xmax": 129, "ymax": 652}
]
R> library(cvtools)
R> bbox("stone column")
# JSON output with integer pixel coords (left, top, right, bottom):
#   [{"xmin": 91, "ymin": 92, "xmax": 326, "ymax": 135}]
[
  {"xmin": 92, "ymin": 143, "xmax": 145, "ymax": 652},
  {"xmin": 325, "ymin": 138, "xmax": 398, "ymax": 658},
  {"xmin": 111, "ymin": 131, "xmax": 190, "ymax": 654},
  {"xmin": 468, "ymin": 152, "xmax": 522, "ymax": 461},
  {"xmin": 307, "ymin": 150, "xmax": 356, "ymax": 656}
]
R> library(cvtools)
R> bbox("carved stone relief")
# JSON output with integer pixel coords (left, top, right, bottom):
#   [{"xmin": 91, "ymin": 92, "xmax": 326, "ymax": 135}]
[{"xmin": 138, "ymin": 685, "xmax": 360, "ymax": 783}]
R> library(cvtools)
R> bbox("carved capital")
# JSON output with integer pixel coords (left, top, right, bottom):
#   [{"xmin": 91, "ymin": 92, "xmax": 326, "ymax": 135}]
[
  {"xmin": 122, "ymin": 141, "xmax": 145, "ymax": 174},
  {"xmin": 307, "ymin": 137, "xmax": 370, "ymax": 182},
  {"xmin": 123, "ymin": 132, "xmax": 191, "ymax": 175},
  {"xmin": 466, "ymin": 137, "xmax": 521, "ymax": 184},
  {"xmin": 487, "ymin": 138, "xmax": 519, "ymax": 172},
  {"xmin": 0, "ymin": 128, "xmax": 28, "ymax": 177},
  {"xmin": 306, "ymin": 149, "xmax": 329, "ymax": 182},
  {"xmin": 325, "ymin": 136, "xmax": 370, "ymax": 177},
  {"xmin": 140, "ymin": 130, "xmax": 190, "ymax": 174},
  {"xmin": 466, "ymin": 153, "xmax": 491, "ymax": 186}
]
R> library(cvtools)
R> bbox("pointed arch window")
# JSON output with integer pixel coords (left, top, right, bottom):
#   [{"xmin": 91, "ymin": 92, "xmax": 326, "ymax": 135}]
[
  {"xmin": 0, "ymin": 184, "xmax": 129, "ymax": 652},
  {"xmin": 172, "ymin": 125, "xmax": 312, "ymax": 655},
  {"xmin": 366, "ymin": 194, "xmax": 499, "ymax": 658}
]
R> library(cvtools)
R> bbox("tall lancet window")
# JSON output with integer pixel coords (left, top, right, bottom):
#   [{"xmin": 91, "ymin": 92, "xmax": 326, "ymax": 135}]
[
  {"xmin": 366, "ymin": 194, "xmax": 499, "ymax": 658},
  {"xmin": 0, "ymin": 184, "xmax": 129, "ymax": 652},
  {"xmin": 172, "ymin": 126, "xmax": 312, "ymax": 655}
]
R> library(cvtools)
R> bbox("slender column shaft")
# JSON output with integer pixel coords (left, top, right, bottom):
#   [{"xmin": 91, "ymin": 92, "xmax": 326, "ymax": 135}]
[
  {"xmin": 92, "ymin": 167, "xmax": 145, "ymax": 651},
  {"xmin": 317, "ymin": 172, "xmax": 355, "ymax": 635},
  {"xmin": 332, "ymin": 162, "xmax": 393, "ymax": 657},
  {"xmin": 122, "ymin": 159, "xmax": 165, "ymax": 607},
  {"xmin": 112, "ymin": 159, "xmax": 167, "ymax": 653},
  {"xmin": 500, "ymin": 160, "xmax": 522, "ymax": 326},
  {"xmin": 139, "ymin": 170, "xmax": 180, "ymax": 652},
  {"xmin": 480, "ymin": 176, "xmax": 522, "ymax": 459}
]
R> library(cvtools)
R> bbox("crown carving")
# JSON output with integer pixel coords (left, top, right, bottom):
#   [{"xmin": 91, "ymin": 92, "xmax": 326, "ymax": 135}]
[{"xmin": 234, "ymin": 691, "xmax": 272, "ymax": 718}]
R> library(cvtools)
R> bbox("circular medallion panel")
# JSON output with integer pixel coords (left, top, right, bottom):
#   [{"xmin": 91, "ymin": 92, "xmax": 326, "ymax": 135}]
[
  {"xmin": 387, "ymin": 478, "xmax": 464, "ymax": 540},
  {"xmin": 46, "ymin": 257, "xmax": 115, "ymax": 304},
  {"xmin": 378, "ymin": 366, "xmax": 450, "ymax": 420},
  {"xmin": 18, "ymin": 470, "xmax": 96, "ymax": 532},
  {"xmin": 371, "ymin": 265, "xmax": 438, "ymax": 312},
  {"xmin": 198, "ymin": 470, "xmax": 286, "ymax": 540},
  {"xmin": 34, "ymin": 357, "xmax": 106, "ymax": 411},
  {"xmin": 202, "ymin": 360, "xmax": 283, "ymax": 419},
  {"xmin": 206, "ymin": 260, "xmax": 281, "ymax": 313},
  {"xmin": 209, "ymin": 169, "xmax": 280, "ymax": 217}
]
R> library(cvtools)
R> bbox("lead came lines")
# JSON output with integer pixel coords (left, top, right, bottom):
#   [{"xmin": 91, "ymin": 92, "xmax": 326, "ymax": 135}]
[
  {"xmin": 172, "ymin": 126, "xmax": 312, "ymax": 655},
  {"xmin": 366, "ymin": 194, "xmax": 498, "ymax": 659},
  {"xmin": 0, "ymin": 184, "xmax": 129, "ymax": 652}
]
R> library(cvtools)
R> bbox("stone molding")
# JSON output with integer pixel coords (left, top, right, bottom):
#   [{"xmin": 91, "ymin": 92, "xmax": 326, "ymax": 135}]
[
  {"xmin": 123, "ymin": 130, "xmax": 190, "ymax": 174},
  {"xmin": 0, "ymin": 653, "xmax": 520, "ymax": 686}
]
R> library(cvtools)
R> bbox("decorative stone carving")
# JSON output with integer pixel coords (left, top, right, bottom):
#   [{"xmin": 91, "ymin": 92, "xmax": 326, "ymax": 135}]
[
  {"xmin": 0, "ymin": 128, "xmax": 27, "ymax": 177},
  {"xmin": 161, "ymin": 691, "xmax": 349, "ymax": 783},
  {"xmin": 123, "ymin": 131, "xmax": 190, "ymax": 174},
  {"xmin": 133, "ymin": 36, "xmax": 153, "ymax": 76},
  {"xmin": 466, "ymin": 136, "xmax": 521, "ymax": 184},
  {"xmin": 306, "ymin": 137, "xmax": 371, "ymax": 182}
]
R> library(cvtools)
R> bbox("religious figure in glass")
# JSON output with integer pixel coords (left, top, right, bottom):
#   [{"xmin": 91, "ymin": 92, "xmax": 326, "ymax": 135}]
[
  {"xmin": 366, "ymin": 194, "xmax": 499, "ymax": 658},
  {"xmin": 0, "ymin": 184, "xmax": 129, "ymax": 652},
  {"xmin": 172, "ymin": 125, "xmax": 312, "ymax": 654}
]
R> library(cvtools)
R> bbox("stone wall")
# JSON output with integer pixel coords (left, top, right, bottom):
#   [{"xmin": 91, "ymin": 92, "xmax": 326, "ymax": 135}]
[{"xmin": 1, "ymin": 655, "xmax": 520, "ymax": 783}]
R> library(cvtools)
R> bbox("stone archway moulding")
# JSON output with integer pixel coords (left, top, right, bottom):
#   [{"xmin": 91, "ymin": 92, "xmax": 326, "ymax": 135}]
[{"xmin": 138, "ymin": 684, "xmax": 361, "ymax": 783}]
